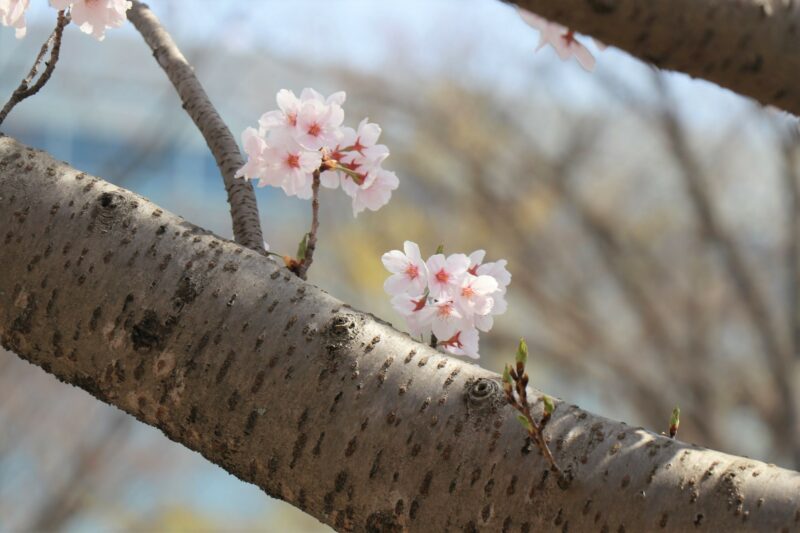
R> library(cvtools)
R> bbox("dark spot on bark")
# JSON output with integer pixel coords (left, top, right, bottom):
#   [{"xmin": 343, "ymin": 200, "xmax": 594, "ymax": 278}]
[
  {"xmin": 659, "ymin": 513, "xmax": 668, "ymax": 528},
  {"xmin": 587, "ymin": 0, "xmax": 616, "ymax": 13},
  {"xmin": 313, "ymin": 432, "xmax": 325, "ymax": 456},
  {"xmin": 156, "ymin": 224, "xmax": 166, "ymax": 235},
  {"xmin": 290, "ymin": 433, "xmax": 308, "ymax": 469},
  {"xmin": 244, "ymin": 410, "xmax": 258, "ymax": 435},
  {"xmin": 215, "ymin": 350, "xmax": 236, "ymax": 384},
  {"xmin": 227, "ymin": 389, "xmax": 240, "ymax": 411},
  {"xmin": 419, "ymin": 470, "xmax": 433, "ymax": 496},
  {"xmin": 99, "ymin": 192, "xmax": 114, "ymax": 208},
  {"xmin": 694, "ymin": 513, "xmax": 704, "ymax": 526},
  {"xmin": 251, "ymin": 370, "xmax": 266, "ymax": 393},
  {"xmin": 134, "ymin": 360, "xmax": 145, "ymax": 381},
  {"xmin": 131, "ymin": 310, "xmax": 173, "ymax": 352},
  {"xmin": 335, "ymin": 470, "xmax": 348, "ymax": 492},
  {"xmin": 89, "ymin": 306, "xmax": 102, "ymax": 331},
  {"xmin": 506, "ymin": 475, "xmax": 517, "ymax": 496},
  {"xmin": 484, "ymin": 478, "xmax": 495, "ymax": 496},
  {"xmin": 366, "ymin": 510, "xmax": 403, "ymax": 533},
  {"xmin": 463, "ymin": 521, "xmax": 477, "ymax": 533},
  {"xmin": 345, "ymin": 436, "xmax": 358, "ymax": 457},
  {"xmin": 409, "ymin": 499, "xmax": 420, "ymax": 519},
  {"xmin": 370, "ymin": 449, "xmax": 383, "ymax": 478},
  {"xmin": 482, "ymin": 504, "xmax": 492, "ymax": 522},
  {"xmin": 621, "ymin": 474, "xmax": 630, "ymax": 488}
]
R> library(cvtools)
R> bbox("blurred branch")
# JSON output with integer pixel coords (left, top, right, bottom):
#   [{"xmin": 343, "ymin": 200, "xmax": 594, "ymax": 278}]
[
  {"xmin": 511, "ymin": 0, "xmax": 800, "ymax": 115},
  {"xmin": 126, "ymin": 1, "xmax": 264, "ymax": 251},
  {"xmin": 0, "ymin": 11, "xmax": 69, "ymax": 127},
  {"xmin": 652, "ymin": 74, "xmax": 800, "ymax": 467},
  {"xmin": 27, "ymin": 414, "xmax": 132, "ymax": 532}
]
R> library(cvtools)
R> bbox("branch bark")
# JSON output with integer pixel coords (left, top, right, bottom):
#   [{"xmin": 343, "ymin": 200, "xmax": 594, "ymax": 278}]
[
  {"xmin": 2, "ymin": 135, "xmax": 800, "ymax": 530},
  {"xmin": 511, "ymin": 0, "xmax": 800, "ymax": 115},
  {"xmin": 126, "ymin": 1, "xmax": 264, "ymax": 252}
]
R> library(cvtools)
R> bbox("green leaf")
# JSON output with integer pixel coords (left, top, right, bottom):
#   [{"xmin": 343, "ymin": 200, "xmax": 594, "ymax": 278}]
[
  {"xmin": 543, "ymin": 395, "xmax": 555, "ymax": 416},
  {"xmin": 296, "ymin": 233, "xmax": 310, "ymax": 261},
  {"xmin": 516, "ymin": 414, "xmax": 533, "ymax": 431},
  {"xmin": 435, "ymin": 244, "xmax": 444, "ymax": 255},
  {"xmin": 516, "ymin": 338, "xmax": 528, "ymax": 366}
]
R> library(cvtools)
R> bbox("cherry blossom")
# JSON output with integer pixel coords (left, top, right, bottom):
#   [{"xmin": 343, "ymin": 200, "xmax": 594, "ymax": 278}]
[
  {"xmin": 426, "ymin": 253, "xmax": 470, "ymax": 299},
  {"xmin": 0, "ymin": 0, "xmax": 29, "ymax": 38},
  {"xmin": 51, "ymin": 0, "xmax": 132, "ymax": 41},
  {"xmin": 517, "ymin": 8, "xmax": 600, "ymax": 72},
  {"xmin": 382, "ymin": 241, "xmax": 428, "ymax": 296},
  {"xmin": 238, "ymin": 88, "xmax": 397, "ymax": 214},
  {"xmin": 383, "ymin": 243, "xmax": 510, "ymax": 359}
]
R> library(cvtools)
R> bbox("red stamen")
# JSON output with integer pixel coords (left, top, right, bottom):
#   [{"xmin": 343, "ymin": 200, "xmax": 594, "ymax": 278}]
[
  {"xmin": 286, "ymin": 154, "xmax": 300, "ymax": 169},
  {"xmin": 435, "ymin": 269, "xmax": 449, "ymax": 284},
  {"xmin": 308, "ymin": 123, "xmax": 321, "ymax": 136},
  {"xmin": 439, "ymin": 331, "xmax": 463, "ymax": 348},
  {"xmin": 405, "ymin": 264, "xmax": 419, "ymax": 279}
]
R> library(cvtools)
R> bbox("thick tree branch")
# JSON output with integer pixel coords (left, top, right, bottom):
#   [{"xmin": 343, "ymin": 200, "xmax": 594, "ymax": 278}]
[
  {"xmin": 2, "ymin": 135, "xmax": 800, "ymax": 530},
  {"xmin": 126, "ymin": 1, "xmax": 264, "ymax": 252},
  {"xmin": 511, "ymin": 0, "xmax": 800, "ymax": 115}
]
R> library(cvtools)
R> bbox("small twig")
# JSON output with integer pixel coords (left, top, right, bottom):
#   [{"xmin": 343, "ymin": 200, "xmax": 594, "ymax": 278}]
[
  {"xmin": 127, "ymin": 1, "xmax": 265, "ymax": 252},
  {"xmin": 295, "ymin": 171, "xmax": 321, "ymax": 280},
  {"xmin": 0, "ymin": 11, "xmax": 69, "ymax": 127},
  {"xmin": 504, "ymin": 339, "xmax": 560, "ymax": 473}
]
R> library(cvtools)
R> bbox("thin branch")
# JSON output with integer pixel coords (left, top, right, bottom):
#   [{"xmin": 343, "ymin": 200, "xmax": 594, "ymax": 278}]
[
  {"xmin": 126, "ymin": 1, "xmax": 265, "ymax": 252},
  {"xmin": 0, "ymin": 11, "xmax": 69, "ymax": 127},
  {"xmin": 296, "ymin": 171, "xmax": 321, "ymax": 280}
]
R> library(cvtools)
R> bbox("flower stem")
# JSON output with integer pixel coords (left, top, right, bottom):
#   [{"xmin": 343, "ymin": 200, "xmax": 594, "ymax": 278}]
[
  {"xmin": 296, "ymin": 170, "xmax": 321, "ymax": 280},
  {"xmin": 0, "ymin": 11, "xmax": 70, "ymax": 127}
]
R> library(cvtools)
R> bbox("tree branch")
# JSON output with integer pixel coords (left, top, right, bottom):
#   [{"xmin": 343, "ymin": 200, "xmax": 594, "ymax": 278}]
[
  {"xmin": 2, "ymin": 135, "xmax": 800, "ymax": 530},
  {"xmin": 0, "ymin": 11, "xmax": 69, "ymax": 127},
  {"xmin": 126, "ymin": 1, "xmax": 264, "ymax": 252},
  {"xmin": 511, "ymin": 0, "xmax": 800, "ymax": 115}
]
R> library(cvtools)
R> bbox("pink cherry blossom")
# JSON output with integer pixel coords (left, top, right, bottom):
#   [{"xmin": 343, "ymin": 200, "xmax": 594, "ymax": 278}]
[
  {"xmin": 390, "ymin": 293, "xmax": 430, "ymax": 337},
  {"xmin": 426, "ymin": 253, "xmax": 470, "ymax": 299},
  {"xmin": 238, "ymin": 88, "xmax": 397, "ymax": 214},
  {"xmin": 456, "ymin": 274, "xmax": 498, "ymax": 317},
  {"xmin": 439, "ymin": 328, "xmax": 480, "ymax": 359},
  {"xmin": 262, "ymin": 133, "xmax": 322, "ymax": 199},
  {"xmin": 0, "ymin": 0, "xmax": 29, "ymax": 38},
  {"xmin": 382, "ymin": 243, "xmax": 511, "ymax": 359},
  {"xmin": 382, "ymin": 241, "xmax": 428, "ymax": 296},
  {"xmin": 518, "ymin": 8, "xmax": 599, "ymax": 72},
  {"xmin": 343, "ymin": 168, "xmax": 399, "ymax": 216},
  {"xmin": 51, "ymin": 0, "xmax": 132, "ymax": 41},
  {"xmin": 234, "ymin": 127, "xmax": 268, "ymax": 183}
]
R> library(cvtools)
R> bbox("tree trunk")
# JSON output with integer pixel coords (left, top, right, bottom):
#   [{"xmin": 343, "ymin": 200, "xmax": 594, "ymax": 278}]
[
  {"xmin": 512, "ymin": 0, "xmax": 800, "ymax": 116},
  {"xmin": 1, "ymin": 134, "xmax": 799, "ymax": 531}
]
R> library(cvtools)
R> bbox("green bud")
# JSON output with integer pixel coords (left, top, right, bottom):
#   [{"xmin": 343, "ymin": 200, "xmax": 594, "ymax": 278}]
[
  {"xmin": 670, "ymin": 406, "xmax": 680, "ymax": 427},
  {"xmin": 435, "ymin": 244, "xmax": 444, "ymax": 255},
  {"xmin": 516, "ymin": 338, "xmax": 528, "ymax": 366},
  {"xmin": 516, "ymin": 414, "xmax": 533, "ymax": 432},
  {"xmin": 502, "ymin": 365, "xmax": 512, "ymax": 385}
]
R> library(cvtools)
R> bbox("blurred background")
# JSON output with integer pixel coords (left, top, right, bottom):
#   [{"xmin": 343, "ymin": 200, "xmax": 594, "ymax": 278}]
[{"xmin": 2, "ymin": 0, "xmax": 800, "ymax": 531}]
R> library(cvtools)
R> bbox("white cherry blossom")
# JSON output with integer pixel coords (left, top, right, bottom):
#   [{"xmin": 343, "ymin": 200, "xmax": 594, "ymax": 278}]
[
  {"xmin": 382, "ymin": 241, "xmax": 428, "ymax": 296},
  {"xmin": 51, "ymin": 0, "xmax": 132, "ymax": 41},
  {"xmin": 0, "ymin": 0, "xmax": 29, "ymax": 38}
]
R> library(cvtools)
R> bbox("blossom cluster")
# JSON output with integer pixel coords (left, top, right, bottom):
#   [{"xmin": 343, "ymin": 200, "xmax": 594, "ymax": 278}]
[
  {"xmin": 518, "ymin": 8, "xmax": 605, "ymax": 72},
  {"xmin": 0, "ymin": 0, "xmax": 131, "ymax": 40},
  {"xmin": 382, "ymin": 242, "xmax": 511, "ymax": 359},
  {"xmin": 237, "ymin": 88, "xmax": 398, "ymax": 216}
]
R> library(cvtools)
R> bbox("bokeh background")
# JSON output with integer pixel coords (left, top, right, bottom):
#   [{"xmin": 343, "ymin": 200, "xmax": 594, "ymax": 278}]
[{"xmin": 2, "ymin": 0, "xmax": 800, "ymax": 531}]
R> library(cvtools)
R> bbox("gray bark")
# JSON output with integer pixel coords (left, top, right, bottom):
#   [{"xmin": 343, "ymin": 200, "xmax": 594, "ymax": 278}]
[
  {"xmin": 511, "ymin": 0, "xmax": 800, "ymax": 116},
  {"xmin": 2, "ymin": 134, "xmax": 800, "ymax": 531}
]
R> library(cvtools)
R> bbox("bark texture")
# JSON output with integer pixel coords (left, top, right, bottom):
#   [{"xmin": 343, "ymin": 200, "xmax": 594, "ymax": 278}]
[
  {"xmin": 126, "ymin": 1, "xmax": 264, "ymax": 251},
  {"xmin": 2, "ymin": 134, "xmax": 800, "ymax": 531},
  {"xmin": 512, "ymin": 0, "xmax": 800, "ymax": 115}
]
